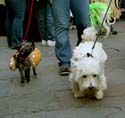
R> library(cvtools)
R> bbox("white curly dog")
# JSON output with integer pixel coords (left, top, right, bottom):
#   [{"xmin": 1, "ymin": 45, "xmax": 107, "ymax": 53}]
[{"xmin": 69, "ymin": 27, "xmax": 108, "ymax": 100}]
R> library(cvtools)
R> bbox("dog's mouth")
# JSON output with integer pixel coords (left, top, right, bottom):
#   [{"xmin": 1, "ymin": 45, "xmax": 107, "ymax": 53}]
[
  {"xmin": 82, "ymin": 88, "xmax": 97, "ymax": 97},
  {"xmin": 81, "ymin": 85, "xmax": 98, "ymax": 92}
]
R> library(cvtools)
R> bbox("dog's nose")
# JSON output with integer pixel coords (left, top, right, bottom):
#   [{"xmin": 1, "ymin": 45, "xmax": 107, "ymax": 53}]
[{"xmin": 88, "ymin": 86, "xmax": 94, "ymax": 90}]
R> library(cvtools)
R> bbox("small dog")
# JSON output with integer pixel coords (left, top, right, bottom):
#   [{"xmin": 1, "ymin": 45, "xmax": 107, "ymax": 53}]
[
  {"xmin": 9, "ymin": 43, "xmax": 42, "ymax": 85},
  {"xmin": 69, "ymin": 27, "xmax": 107, "ymax": 100},
  {"xmin": 90, "ymin": 2, "xmax": 118, "ymax": 38},
  {"xmin": 69, "ymin": 2, "xmax": 119, "ymax": 38}
]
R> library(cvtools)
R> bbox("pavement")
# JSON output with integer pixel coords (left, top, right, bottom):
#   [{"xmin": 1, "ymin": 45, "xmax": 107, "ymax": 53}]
[{"xmin": 0, "ymin": 20, "xmax": 125, "ymax": 118}]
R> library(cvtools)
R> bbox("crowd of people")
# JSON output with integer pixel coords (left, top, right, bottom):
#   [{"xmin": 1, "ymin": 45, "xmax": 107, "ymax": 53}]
[{"xmin": 2, "ymin": 0, "xmax": 125, "ymax": 76}]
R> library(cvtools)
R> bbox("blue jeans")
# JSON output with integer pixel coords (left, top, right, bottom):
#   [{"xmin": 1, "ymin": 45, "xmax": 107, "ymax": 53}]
[
  {"xmin": 5, "ymin": 0, "xmax": 26, "ymax": 48},
  {"xmin": 39, "ymin": 3, "xmax": 55, "ymax": 41},
  {"xmin": 52, "ymin": 0, "xmax": 90, "ymax": 68}
]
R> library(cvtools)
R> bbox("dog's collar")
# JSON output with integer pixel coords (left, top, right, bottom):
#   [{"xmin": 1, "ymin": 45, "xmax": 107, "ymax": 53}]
[{"xmin": 18, "ymin": 57, "xmax": 30, "ymax": 61}]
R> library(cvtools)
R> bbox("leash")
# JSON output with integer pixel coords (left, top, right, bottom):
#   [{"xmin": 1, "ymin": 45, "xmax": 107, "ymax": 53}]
[
  {"xmin": 88, "ymin": 0, "xmax": 113, "ymax": 57},
  {"xmin": 23, "ymin": 0, "xmax": 35, "ymax": 41}
]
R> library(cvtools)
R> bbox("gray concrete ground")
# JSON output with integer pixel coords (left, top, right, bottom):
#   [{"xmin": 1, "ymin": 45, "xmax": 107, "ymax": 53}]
[{"xmin": 0, "ymin": 20, "xmax": 125, "ymax": 118}]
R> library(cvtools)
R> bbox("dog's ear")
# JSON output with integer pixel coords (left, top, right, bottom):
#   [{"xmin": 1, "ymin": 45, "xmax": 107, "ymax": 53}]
[
  {"xmin": 74, "ymin": 67, "xmax": 83, "ymax": 82},
  {"xmin": 70, "ymin": 59, "xmax": 83, "ymax": 81}
]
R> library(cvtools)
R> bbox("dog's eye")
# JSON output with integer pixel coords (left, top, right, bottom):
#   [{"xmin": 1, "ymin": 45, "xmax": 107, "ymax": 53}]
[
  {"xmin": 82, "ymin": 75, "xmax": 87, "ymax": 78},
  {"xmin": 93, "ymin": 74, "xmax": 97, "ymax": 78}
]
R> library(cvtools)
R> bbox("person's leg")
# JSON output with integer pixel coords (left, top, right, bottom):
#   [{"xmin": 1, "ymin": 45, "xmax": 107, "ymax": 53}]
[
  {"xmin": 5, "ymin": 0, "xmax": 13, "ymax": 47},
  {"xmin": 39, "ymin": 5, "xmax": 46, "ymax": 41},
  {"xmin": 52, "ymin": 0, "xmax": 71, "ymax": 68},
  {"xmin": 46, "ymin": 3, "xmax": 55, "ymax": 42},
  {"xmin": 45, "ymin": 3, "xmax": 55, "ymax": 46},
  {"xmin": 71, "ymin": 0, "xmax": 90, "ymax": 45},
  {"xmin": 12, "ymin": 0, "xmax": 26, "ymax": 48},
  {"xmin": 5, "ymin": 0, "xmax": 26, "ymax": 49}
]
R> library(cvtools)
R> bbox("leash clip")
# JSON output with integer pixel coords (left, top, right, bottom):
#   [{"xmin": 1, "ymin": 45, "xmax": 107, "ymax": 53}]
[{"xmin": 87, "ymin": 53, "xmax": 93, "ymax": 58}]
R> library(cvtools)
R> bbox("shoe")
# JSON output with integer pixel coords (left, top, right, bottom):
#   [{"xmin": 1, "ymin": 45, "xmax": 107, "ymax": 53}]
[
  {"xmin": 59, "ymin": 67, "xmax": 70, "ymax": 76},
  {"xmin": 47, "ymin": 40, "xmax": 55, "ymax": 47},
  {"xmin": 41, "ymin": 40, "xmax": 47, "ymax": 46}
]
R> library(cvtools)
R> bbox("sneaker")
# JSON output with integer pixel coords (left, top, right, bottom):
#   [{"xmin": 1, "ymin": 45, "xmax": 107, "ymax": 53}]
[
  {"xmin": 59, "ymin": 67, "xmax": 70, "ymax": 76},
  {"xmin": 41, "ymin": 40, "xmax": 47, "ymax": 46},
  {"xmin": 47, "ymin": 40, "xmax": 55, "ymax": 47}
]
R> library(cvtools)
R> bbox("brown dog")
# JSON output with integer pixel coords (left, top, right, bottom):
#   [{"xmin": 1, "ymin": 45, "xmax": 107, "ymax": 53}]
[{"xmin": 9, "ymin": 43, "xmax": 42, "ymax": 85}]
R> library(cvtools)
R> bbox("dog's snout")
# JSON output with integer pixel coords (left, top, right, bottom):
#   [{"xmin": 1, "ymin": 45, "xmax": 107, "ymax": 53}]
[
  {"xmin": 88, "ymin": 86, "xmax": 94, "ymax": 90},
  {"xmin": 88, "ymin": 83, "xmax": 94, "ymax": 90}
]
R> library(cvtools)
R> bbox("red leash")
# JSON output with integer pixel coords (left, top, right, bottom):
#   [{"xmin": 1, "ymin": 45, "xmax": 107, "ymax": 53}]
[{"xmin": 23, "ymin": 0, "xmax": 35, "ymax": 41}]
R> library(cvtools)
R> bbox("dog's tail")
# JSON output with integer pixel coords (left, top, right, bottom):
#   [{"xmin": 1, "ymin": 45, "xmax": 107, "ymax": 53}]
[
  {"xmin": 107, "ymin": 17, "xmax": 116, "ymax": 25},
  {"xmin": 114, "ymin": 0, "xmax": 121, "ymax": 10},
  {"xmin": 81, "ymin": 27, "xmax": 97, "ymax": 42}
]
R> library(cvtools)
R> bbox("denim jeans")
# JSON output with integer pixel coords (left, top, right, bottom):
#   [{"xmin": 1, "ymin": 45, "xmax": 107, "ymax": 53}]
[
  {"xmin": 5, "ymin": 0, "xmax": 26, "ymax": 48},
  {"xmin": 52, "ymin": 0, "xmax": 90, "ymax": 68},
  {"xmin": 39, "ymin": 3, "xmax": 55, "ymax": 41}
]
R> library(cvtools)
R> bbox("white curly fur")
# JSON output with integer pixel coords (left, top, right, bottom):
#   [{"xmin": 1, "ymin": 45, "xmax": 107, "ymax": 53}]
[{"xmin": 69, "ymin": 27, "xmax": 108, "ymax": 100}]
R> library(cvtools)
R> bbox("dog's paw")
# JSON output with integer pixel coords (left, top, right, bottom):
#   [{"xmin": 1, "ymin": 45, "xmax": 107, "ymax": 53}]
[
  {"xmin": 95, "ymin": 90, "xmax": 104, "ymax": 100},
  {"xmin": 112, "ymin": 30, "xmax": 118, "ymax": 35},
  {"xmin": 74, "ymin": 92, "xmax": 84, "ymax": 98}
]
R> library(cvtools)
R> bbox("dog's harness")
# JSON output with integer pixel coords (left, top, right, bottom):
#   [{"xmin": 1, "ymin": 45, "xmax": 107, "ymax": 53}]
[
  {"xmin": 87, "ymin": 0, "xmax": 113, "ymax": 58},
  {"xmin": 18, "ymin": 57, "xmax": 30, "ymax": 62}
]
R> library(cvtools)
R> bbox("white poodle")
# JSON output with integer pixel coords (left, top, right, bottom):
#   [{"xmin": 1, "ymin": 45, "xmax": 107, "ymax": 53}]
[{"xmin": 69, "ymin": 27, "xmax": 108, "ymax": 100}]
